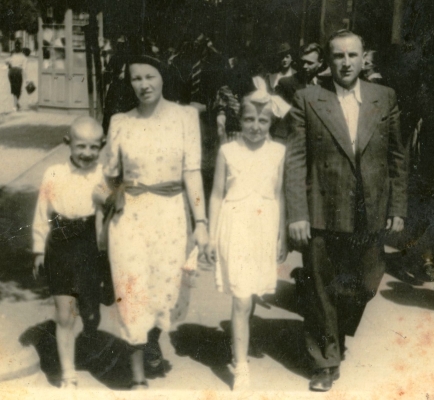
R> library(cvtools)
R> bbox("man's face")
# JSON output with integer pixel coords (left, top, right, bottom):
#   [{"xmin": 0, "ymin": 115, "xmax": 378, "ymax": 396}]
[
  {"xmin": 281, "ymin": 53, "xmax": 292, "ymax": 70},
  {"xmin": 300, "ymin": 51, "xmax": 322, "ymax": 80},
  {"xmin": 328, "ymin": 35, "xmax": 365, "ymax": 89}
]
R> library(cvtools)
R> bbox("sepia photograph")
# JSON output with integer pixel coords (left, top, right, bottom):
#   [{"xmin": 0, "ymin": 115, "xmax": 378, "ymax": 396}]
[{"xmin": 0, "ymin": 0, "xmax": 433, "ymax": 399}]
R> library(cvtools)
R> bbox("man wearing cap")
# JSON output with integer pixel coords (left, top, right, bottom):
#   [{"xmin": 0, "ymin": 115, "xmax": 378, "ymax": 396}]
[
  {"xmin": 285, "ymin": 30, "xmax": 407, "ymax": 391},
  {"xmin": 276, "ymin": 42, "xmax": 324, "ymax": 105}
]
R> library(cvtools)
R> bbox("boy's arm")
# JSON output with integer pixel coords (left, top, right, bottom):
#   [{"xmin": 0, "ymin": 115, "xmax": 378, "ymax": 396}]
[{"xmin": 32, "ymin": 172, "xmax": 52, "ymax": 278}]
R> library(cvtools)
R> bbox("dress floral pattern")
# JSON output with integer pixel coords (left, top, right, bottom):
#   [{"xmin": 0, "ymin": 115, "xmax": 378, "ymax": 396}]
[{"xmin": 104, "ymin": 100, "xmax": 200, "ymax": 345}]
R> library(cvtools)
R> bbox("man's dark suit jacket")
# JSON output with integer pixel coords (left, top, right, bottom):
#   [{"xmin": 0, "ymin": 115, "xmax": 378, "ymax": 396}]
[
  {"xmin": 285, "ymin": 78, "xmax": 408, "ymax": 233},
  {"xmin": 276, "ymin": 72, "xmax": 313, "ymax": 105}
]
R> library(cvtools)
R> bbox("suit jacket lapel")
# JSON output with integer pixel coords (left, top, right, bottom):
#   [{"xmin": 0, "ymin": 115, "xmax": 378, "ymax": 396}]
[
  {"xmin": 357, "ymin": 81, "xmax": 381, "ymax": 154},
  {"xmin": 310, "ymin": 81, "xmax": 356, "ymax": 167}
]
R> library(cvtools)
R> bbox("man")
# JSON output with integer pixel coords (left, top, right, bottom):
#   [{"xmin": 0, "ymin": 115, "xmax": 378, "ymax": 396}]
[
  {"xmin": 361, "ymin": 49, "xmax": 384, "ymax": 85},
  {"xmin": 267, "ymin": 42, "xmax": 297, "ymax": 90},
  {"xmin": 276, "ymin": 42, "xmax": 324, "ymax": 105},
  {"xmin": 285, "ymin": 30, "xmax": 407, "ymax": 392}
]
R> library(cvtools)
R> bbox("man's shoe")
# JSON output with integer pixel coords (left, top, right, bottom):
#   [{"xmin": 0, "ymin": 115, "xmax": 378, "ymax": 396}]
[{"xmin": 309, "ymin": 367, "xmax": 340, "ymax": 392}]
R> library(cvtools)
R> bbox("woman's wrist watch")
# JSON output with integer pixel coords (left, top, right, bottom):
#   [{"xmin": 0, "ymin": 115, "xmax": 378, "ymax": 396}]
[{"xmin": 195, "ymin": 219, "xmax": 208, "ymax": 226}]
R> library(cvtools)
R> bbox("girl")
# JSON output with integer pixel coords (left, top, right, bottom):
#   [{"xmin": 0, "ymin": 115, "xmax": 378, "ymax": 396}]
[{"xmin": 207, "ymin": 90, "xmax": 288, "ymax": 390}]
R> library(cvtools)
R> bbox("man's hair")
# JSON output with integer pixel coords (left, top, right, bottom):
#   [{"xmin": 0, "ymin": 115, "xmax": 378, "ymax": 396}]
[
  {"xmin": 300, "ymin": 42, "xmax": 324, "ymax": 61},
  {"xmin": 325, "ymin": 29, "xmax": 365, "ymax": 58}
]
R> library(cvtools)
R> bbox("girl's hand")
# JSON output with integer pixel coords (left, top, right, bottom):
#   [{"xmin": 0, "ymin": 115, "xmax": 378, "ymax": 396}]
[
  {"xmin": 33, "ymin": 254, "xmax": 44, "ymax": 279},
  {"xmin": 277, "ymin": 228, "xmax": 288, "ymax": 264},
  {"xmin": 194, "ymin": 223, "xmax": 209, "ymax": 258},
  {"xmin": 206, "ymin": 241, "xmax": 217, "ymax": 265}
]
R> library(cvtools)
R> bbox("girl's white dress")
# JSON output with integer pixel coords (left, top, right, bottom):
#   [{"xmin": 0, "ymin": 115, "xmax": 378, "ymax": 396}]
[
  {"xmin": 104, "ymin": 100, "xmax": 200, "ymax": 345},
  {"xmin": 215, "ymin": 137, "xmax": 286, "ymax": 298}
]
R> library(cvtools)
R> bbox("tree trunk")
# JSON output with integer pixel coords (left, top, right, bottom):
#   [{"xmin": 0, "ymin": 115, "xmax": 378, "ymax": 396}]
[
  {"xmin": 89, "ymin": 10, "xmax": 104, "ymax": 121},
  {"xmin": 84, "ymin": 24, "xmax": 95, "ymax": 118}
]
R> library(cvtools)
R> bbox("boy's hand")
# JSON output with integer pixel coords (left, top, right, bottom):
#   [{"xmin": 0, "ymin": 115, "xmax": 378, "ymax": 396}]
[
  {"xmin": 33, "ymin": 254, "xmax": 44, "ymax": 279},
  {"xmin": 206, "ymin": 241, "xmax": 217, "ymax": 265}
]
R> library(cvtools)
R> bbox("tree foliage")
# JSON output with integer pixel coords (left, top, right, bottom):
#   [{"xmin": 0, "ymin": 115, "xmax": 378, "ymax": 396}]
[{"xmin": 0, "ymin": 0, "xmax": 39, "ymax": 35}]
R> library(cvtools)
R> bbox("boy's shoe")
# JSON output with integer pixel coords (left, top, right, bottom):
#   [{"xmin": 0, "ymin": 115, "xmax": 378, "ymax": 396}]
[{"xmin": 232, "ymin": 362, "xmax": 250, "ymax": 391}]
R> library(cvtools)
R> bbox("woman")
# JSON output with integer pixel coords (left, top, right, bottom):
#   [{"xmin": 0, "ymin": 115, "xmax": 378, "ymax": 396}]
[
  {"xmin": 102, "ymin": 53, "xmax": 208, "ymax": 389},
  {"xmin": 6, "ymin": 41, "xmax": 28, "ymax": 111}
]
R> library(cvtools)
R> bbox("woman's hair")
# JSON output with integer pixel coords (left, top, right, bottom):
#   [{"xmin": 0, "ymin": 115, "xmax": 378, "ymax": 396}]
[{"xmin": 125, "ymin": 53, "xmax": 171, "ymax": 87}]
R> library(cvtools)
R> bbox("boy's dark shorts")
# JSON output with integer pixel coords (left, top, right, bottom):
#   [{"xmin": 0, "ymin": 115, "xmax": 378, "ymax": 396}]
[{"xmin": 44, "ymin": 214, "xmax": 112, "ymax": 302}]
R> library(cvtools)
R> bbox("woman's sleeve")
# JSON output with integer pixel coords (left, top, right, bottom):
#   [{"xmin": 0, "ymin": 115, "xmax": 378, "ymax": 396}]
[
  {"xmin": 103, "ymin": 114, "xmax": 123, "ymax": 178},
  {"xmin": 182, "ymin": 106, "xmax": 202, "ymax": 172}
]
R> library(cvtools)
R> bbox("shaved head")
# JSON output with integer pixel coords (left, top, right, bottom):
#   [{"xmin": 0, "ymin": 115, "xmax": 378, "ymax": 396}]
[
  {"xmin": 66, "ymin": 116, "xmax": 104, "ymax": 170},
  {"xmin": 68, "ymin": 116, "xmax": 104, "ymax": 142}
]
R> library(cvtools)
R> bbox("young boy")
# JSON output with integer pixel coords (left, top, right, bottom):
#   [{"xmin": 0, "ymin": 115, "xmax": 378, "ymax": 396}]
[{"xmin": 33, "ymin": 116, "xmax": 106, "ymax": 389}]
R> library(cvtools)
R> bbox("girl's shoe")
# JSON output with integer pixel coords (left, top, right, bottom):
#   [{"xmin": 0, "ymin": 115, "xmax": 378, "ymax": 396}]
[
  {"xmin": 59, "ymin": 377, "xmax": 78, "ymax": 389},
  {"xmin": 130, "ymin": 380, "xmax": 149, "ymax": 390},
  {"xmin": 232, "ymin": 362, "xmax": 250, "ymax": 391}
]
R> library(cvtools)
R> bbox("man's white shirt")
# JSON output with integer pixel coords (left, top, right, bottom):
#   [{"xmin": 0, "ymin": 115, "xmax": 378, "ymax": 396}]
[{"xmin": 334, "ymin": 79, "xmax": 362, "ymax": 153}]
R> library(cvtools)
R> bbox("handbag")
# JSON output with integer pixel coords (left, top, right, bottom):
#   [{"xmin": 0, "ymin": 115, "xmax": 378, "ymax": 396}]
[{"xmin": 25, "ymin": 81, "xmax": 36, "ymax": 94}]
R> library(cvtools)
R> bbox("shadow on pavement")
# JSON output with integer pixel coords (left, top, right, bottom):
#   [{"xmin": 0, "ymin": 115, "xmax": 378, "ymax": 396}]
[
  {"xmin": 19, "ymin": 319, "xmax": 165, "ymax": 389},
  {"xmin": 380, "ymin": 281, "xmax": 434, "ymax": 310},
  {"xmin": 222, "ymin": 316, "xmax": 310, "ymax": 379},
  {"xmin": 0, "ymin": 188, "xmax": 49, "ymax": 298},
  {"xmin": 170, "ymin": 323, "xmax": 233, "ymax": 388},
  {"xmin": 0, "ymin": 124, "xmax": 68, "ymax": 150},
  {"xmin": 170, "ymin": 317, "xmax": 309, "ymax": 389},
  {"xmin": 262, "ymin": 279, "xmax": 300, "ymax": 315}
]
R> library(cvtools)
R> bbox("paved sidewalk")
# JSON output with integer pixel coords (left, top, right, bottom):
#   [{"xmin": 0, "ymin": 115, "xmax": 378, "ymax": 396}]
[{"xmin": 0, "ymin": 112, "xmax": 433, "ymax": 399}]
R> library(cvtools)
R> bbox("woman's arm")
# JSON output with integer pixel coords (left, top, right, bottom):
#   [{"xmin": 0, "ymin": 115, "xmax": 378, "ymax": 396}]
[
  {"xmin": 206, "ymin": 149, "xmax": 226, "ymax": 264},
  {"xmin": 216, "ymin": 112, "xmax": 227, "ymax": 144},
  {"xmin": 183, "ymin": 169, "xmax": 208, "ymax": 256}
]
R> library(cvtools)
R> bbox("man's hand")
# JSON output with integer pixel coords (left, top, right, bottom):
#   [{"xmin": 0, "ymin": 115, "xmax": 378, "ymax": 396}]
[
  {"xmin": 33, "ymin": 254, "xmax": 44, "ymax": 279},
  {"xmin": 386, "ymin": 216, "xmax": 404, "ymax": 233},
  {"xmin": 288, "ymin": 220, "xmax": 311, "ymax": 246},
  {"xmin": 194, "ymin": 223, "xmax": 209, "ymax": 258}
]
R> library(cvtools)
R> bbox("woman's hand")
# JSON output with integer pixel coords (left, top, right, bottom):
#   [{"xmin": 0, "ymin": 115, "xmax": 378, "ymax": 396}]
[
  {"xmin": 194, "ymin": 223, "xmax": 209, "ymax": 258},
  {"xmin": 206, "ymin": 240, "xmax": 217, "ymax": 265},
  {"xmin": 33, "ymin": 254, "xmax": 44, "ymax": 279}
]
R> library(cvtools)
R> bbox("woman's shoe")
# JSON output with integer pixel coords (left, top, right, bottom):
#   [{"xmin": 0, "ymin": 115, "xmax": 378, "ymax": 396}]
[
  {"xmin": 130, "ymin": 380, "xmax": 149, "ymax": 390},
  {"xmin": 145, "ymin": 356, "xmax": 166, "ymax": 377},
  {"xmin": 232, "ymin": 362, "xmax": 250, "ymax": 391}
]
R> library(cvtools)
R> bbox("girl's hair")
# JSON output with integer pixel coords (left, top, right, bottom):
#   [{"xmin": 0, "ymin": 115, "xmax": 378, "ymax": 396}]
[{"xmin": 239, "ymin": 91, "xmax": 275, "ymax": 120}]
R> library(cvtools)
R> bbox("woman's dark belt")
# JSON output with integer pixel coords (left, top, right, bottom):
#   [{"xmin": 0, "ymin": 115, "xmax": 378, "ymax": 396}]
[
  {"xmin": 103, "ymin": 180, "xmax": 184, "ymax": 222},
  {"xmin": 49, "ymin": 213, "xmax": 95, "ymax": 241}
]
